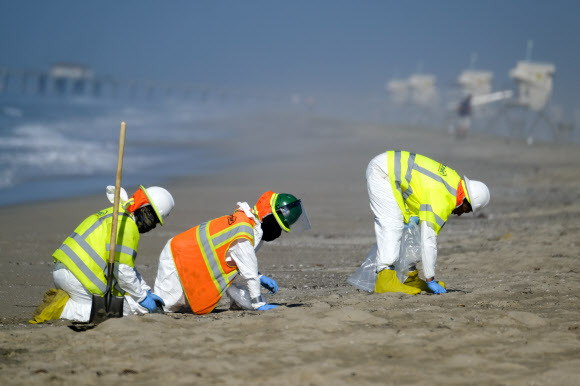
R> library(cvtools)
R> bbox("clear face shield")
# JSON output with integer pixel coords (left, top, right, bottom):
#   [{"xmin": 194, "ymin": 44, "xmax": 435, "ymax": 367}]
[{"xmin": 276, "ymin": 199, "xmax": 311, "ymax": 232}]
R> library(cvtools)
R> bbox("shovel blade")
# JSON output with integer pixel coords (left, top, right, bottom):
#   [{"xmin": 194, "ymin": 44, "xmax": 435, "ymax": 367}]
[{"xmin": 89, "ymin": 291, "xmax": 124, "ymax": 324}]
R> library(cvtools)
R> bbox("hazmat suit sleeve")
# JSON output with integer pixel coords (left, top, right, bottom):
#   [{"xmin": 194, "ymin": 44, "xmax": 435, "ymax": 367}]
[
  {"xmin": 228, "ymin": 239, "xmax": 265, "ymax": 309},
  {"xmin": 420, "ymin": 220, "xmax": 438, "ymax": 279},
  {"xmin": 115, "ymin": 264, "xmax": 150, "ymax": 303}
]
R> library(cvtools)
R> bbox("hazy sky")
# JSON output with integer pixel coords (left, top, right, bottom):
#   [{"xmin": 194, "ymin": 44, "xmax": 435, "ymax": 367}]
[{"xmin": 1, "ymin": 1, "xmax": 579, "ymax": 109}]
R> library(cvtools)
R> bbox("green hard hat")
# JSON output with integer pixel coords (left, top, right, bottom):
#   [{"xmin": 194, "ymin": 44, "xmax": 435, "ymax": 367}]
[{"xmin": 272, "ymin": 193, "xmax": 303, "ymax": 232}]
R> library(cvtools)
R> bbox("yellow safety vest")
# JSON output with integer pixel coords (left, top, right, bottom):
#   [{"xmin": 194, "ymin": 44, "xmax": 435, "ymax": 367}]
[
  {"xmin": 52, "ymin": 206, "xmax": 140, "ymax": 295},
  {"xmin": 387, "ymin": 150, "xmax": 464, "ymax": 234}
]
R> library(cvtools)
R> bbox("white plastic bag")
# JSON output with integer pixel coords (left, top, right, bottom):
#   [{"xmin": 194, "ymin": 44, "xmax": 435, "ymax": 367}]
[
  {"xmin": 347, "ymin": 223, "xmax": 422, "ymax": 292},
  {"xmin": 226, "ymin": 282, "xmax": 266, "ymax": 310},
  {"xmin": 395, "ymin": 222, "xmax": 422, "ymax": 282},
  {"xmin": 347, "ymin": 243, "xmax": 378, "ymax": 293}
]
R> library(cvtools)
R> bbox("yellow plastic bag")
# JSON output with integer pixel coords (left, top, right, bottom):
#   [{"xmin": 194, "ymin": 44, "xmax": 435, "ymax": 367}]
[{"xmin": 29, "ymin": 289, "xmax": 69, "ymax": 324}]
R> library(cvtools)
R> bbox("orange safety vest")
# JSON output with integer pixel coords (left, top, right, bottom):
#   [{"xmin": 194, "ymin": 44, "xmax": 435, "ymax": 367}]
[{"xmin": 170, "ymin": 210, "xmax": 255, "ymax": 314}]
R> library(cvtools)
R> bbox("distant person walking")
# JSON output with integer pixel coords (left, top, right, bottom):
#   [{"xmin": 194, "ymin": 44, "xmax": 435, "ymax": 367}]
[{"xmin": 456, "ymin": 94, "xmax": 472, "ymax": 139}]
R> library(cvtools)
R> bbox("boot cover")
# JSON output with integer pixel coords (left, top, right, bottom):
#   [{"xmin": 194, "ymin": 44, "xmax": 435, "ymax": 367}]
[
  {"xmin": 29, "ymin": 289, "xmax": 69, "ymax": 324},
  {"xmin": 404, "ymin": 270, "xmax": 430, "ymax": 291},
  {"xmin": 375, "ymin": 269, "xmax": 420, "ymax": 295},
  {"xmin": 404, "ymin": 270, "xmax": 447, "ymax": 292}
]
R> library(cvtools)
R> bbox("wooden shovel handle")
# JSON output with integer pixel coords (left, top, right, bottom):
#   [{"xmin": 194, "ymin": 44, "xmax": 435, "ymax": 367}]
[{"xmin": 108, "ymin": 122, "xmax": 126, "ymax": 265}]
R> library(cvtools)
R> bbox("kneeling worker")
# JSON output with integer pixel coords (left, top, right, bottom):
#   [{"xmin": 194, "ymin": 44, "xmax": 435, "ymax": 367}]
[
  {"xmin": 153, "ymin": 191, "xmax": 310, "ymax": 314},
  {"xmin": 31, "ymin": 185, "xmax": 175, "ymax": 323},
  {"xmin": 366, "ymin": 150, "xmax": 490, "ymax": 295}
]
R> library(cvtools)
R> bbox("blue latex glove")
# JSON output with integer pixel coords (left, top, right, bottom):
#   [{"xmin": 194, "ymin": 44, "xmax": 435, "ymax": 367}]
[
  {"xmin": 140, "ymin": 291, "xmax": 165, "ymax": 312},
  {"xmin": 260, "ymin": 275, "xmax": 278, "ymax": 294},
  {"xmin": 147, "ymin": 290, "xmax": 165, "ymax": 306},
  {"xmin": 404, "ymin": 216, "xmax": 420, "ymax": 229},
  {"xmin": 257, "ymin": 304, "xmax": 279, "ymax": 311},
  {"xmin": 427, "ymin": 281, "xmax": 447, "ymax": 294}
]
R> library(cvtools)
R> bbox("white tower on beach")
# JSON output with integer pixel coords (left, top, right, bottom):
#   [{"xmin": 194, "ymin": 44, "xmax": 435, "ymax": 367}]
[
  {"xmin": 491, "ymin": 40, "xmax": 565, "ymax": 142},
  {"xmin": 407, "ymin": 74, "xmax": 439, "ymax": 108},
  {"xmin": 457, "ymin": 70, "xmax": 493, "ymax": 97},
  {"xmin": 509, "ymin": 61, "xmax": 555, "ymax": 112},
  {"xmin": 385, "ymin": 78, "xmax": 409, "ymax": 105},
  {"xmin": 454, "ymin": 53, "xmax": 511, "ymax": 107}
]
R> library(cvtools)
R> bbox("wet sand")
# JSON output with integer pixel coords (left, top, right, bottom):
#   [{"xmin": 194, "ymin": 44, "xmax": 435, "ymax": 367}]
[{"xmin": 1, "ymin": 112, "xmax": 579, "ymax": 385}]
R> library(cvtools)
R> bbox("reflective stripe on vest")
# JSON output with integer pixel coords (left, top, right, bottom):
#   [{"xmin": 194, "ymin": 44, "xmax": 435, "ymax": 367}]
[
  {"xmin": 198, "ymin": 221, "xmax": 254, "ymax": 294},
  {"xmin": 393, "ymin": 150, "xmax": 416, "ymax": 201},
  {"xmin": 53, "ymin": 209, "xmax": 136, "ymax": 295},
  {"xmin": 59, "ymin": 241, "xmax": 107, "ymax": 294},
  {"xmin": 419, "ymin": 204, "xmax": 446, "ymax": 228},
  {"xmin": 388, "ymin": 150, "xmax": 460, "ymax": 233},
  {"xmin": 171, "ymin": 211, "xmax": 255, "ymax": 314}
]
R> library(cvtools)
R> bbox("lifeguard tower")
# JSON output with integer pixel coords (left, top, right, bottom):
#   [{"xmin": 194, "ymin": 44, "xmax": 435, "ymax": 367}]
[
  {"xmin": 454, "ymin": 54, "xmax": 511, "ymax": 108},
  {"xmin": 407, "ymin": 74, "xmax": 439, "ymax": 108},
  {"xmin": 385, "ymin": 73, "xmax": 440, "ymax": 124},
  {"xmin": 509, "ymin": 61, "xmax": 554, "ymax": 112},
  {"xmin": 492, "ymin": 41, "xmax": 565, "ymax": 142},
  {"xmin": 457, "ymin": 70, "xmax": 493, "ymax": 97},
  {"xmin": 385, "ymin": 78, "xmax": 409, "ymax": 105},
  {"xmin": 449, "ymin": 70, "xmax": 493, "ymax": 138},
  {"xmin": 447, "ymin": 53, "xmax": 515, "ymax": 138}
]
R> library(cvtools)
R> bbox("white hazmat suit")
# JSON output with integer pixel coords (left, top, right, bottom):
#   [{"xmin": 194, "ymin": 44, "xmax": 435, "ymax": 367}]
[
  {"xmin": 54, "ymin": 261, "xmax": 151, "ymax": 321},
  {"xmin": 366, "ymin": 152, "xmax": 438, "ymax": 279}
]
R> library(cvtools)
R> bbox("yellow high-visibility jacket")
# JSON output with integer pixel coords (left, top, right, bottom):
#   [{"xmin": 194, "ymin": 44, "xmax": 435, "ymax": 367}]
[
  {"xmin": 386, "ymin": 150, "xmax": 467, "ymax": 235},
  {"xmin": 52, "ymin": 206, "xmax": 139, "ymax": 295}
]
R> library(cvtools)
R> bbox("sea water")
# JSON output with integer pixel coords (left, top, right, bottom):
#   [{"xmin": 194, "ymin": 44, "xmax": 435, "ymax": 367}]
[
  {"xmin": 2, "ymin": 92, "xmax": 574, "ymax": 208},
  {"xmin": 0, "ymin": 94, "xmax": 253, "ymax": 207}
]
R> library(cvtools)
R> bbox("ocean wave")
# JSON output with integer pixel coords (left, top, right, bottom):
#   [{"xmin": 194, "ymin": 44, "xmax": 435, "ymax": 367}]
[{"xmin": 0, "ymin": 99, "xmax": 250, "ymax": 205}]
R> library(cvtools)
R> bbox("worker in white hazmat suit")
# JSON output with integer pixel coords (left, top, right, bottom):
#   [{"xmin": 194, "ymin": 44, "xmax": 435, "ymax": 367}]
[
  {"xmin": 30, "ymin": 185, "xmax": 175, "ymax": 324},
  {"xmin": 153, "ymin": 191, "xmax": 311, "ymax": 314},
  {"xmin": 365, "ymin": 150, "xmax": 490, "ymax": 295}
]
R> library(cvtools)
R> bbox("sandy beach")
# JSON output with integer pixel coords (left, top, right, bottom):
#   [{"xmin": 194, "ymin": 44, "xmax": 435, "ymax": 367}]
[{"xmin": 1, "ymin": 111, "xmax": 579, "ymax": 385}]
